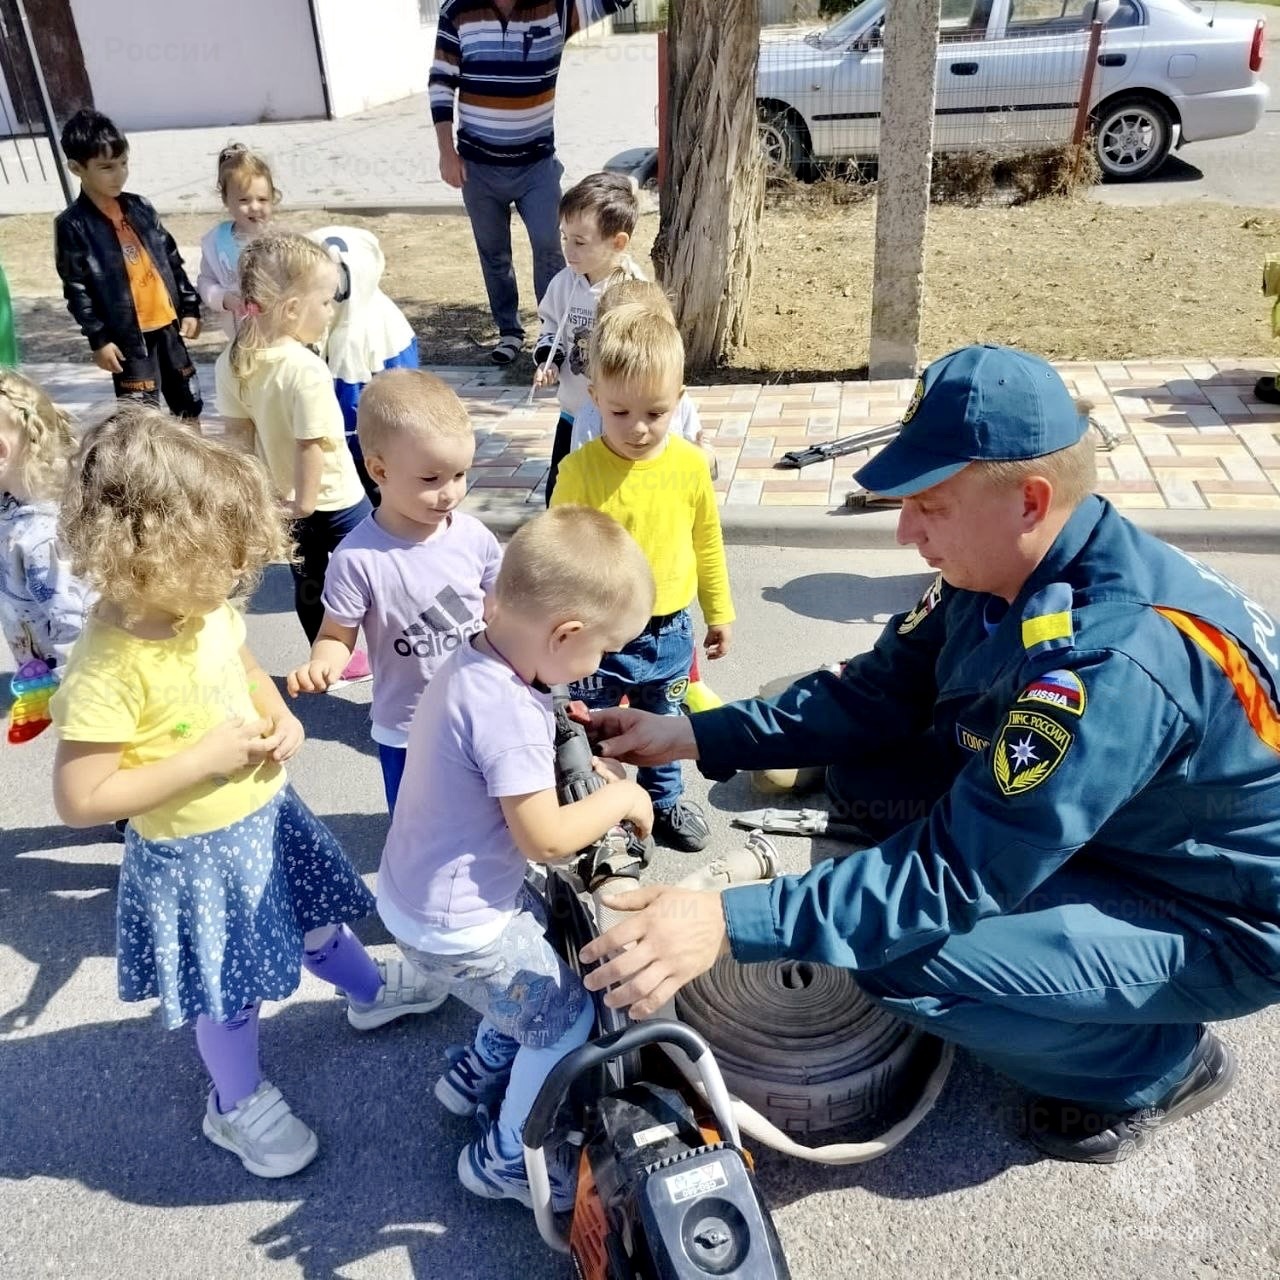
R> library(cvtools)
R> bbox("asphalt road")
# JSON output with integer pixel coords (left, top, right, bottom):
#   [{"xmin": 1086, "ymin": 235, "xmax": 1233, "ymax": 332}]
[{"xmin": 2, "ymin": 541, "xmax": 1278, "ymax": 1279}]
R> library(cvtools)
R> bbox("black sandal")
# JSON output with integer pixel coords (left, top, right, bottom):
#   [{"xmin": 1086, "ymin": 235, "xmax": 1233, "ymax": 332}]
[{"xmin": 490, "ymin": 336, "xmax": 523, "ymax": 366}]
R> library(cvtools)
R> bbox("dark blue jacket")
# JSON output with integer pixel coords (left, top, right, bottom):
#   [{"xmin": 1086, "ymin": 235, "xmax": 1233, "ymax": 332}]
[
  {"xmin": 699, "ymin": 497, "xmax": 1280, "ymax": 977},
  {"xmin": 54, "ymin": 191, "xmax": 199, "ymax": 358}
]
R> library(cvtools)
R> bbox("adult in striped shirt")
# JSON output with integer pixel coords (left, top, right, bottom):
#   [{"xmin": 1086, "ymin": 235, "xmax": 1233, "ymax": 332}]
[{"xmin": 430, "ymin": 0, "xmax": 633, "ymax": 366}]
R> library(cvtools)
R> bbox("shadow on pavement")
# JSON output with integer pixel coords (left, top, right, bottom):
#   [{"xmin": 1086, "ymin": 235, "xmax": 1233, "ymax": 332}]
[
  {"xmin": 0, "ymin": 999, "xmax": 565, "ymax": 1278},
  {"xmin": 762, "ymin": 571, "xmax": 932, "ymax": 625},
  {"xmin": 0, "ymin": 838, "xmax": 120, "ymax": 1032},
  {"xmin": 753, "ymin": 1050, "xmax": 1039, "ymax": 1208}
]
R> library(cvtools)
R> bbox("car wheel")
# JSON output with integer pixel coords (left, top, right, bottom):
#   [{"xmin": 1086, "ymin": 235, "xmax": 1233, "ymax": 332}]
[
  {"xmin": 757, "ymin": 107, "xmax": 808, "ymax": 179},
  {"xmin": 1093, "ymin": 97, "xmax": 1173, "ymax": 182}
]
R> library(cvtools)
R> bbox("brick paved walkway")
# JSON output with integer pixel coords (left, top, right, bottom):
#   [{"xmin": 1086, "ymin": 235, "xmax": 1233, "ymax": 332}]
[{"xmin": 23, "ymin": 356, "xmax": 1280, "ymax": 514}]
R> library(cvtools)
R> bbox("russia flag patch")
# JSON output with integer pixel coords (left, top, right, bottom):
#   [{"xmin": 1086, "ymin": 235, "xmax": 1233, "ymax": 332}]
[{"xmin": 1017, "ymin": 669, "xmax": 1086, "ymax": 717}]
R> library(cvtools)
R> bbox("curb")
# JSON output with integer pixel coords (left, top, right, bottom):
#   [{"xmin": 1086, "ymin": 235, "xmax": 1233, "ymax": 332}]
[{"xmin": 465, "ymin": 493, "xmax": 1280, "ymax": 554}]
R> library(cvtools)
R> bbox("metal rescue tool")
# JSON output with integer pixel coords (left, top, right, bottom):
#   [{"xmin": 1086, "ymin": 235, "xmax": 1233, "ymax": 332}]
[{"xmin": 730, "ymin": 807, "xmax": 866, "ymax": 839}]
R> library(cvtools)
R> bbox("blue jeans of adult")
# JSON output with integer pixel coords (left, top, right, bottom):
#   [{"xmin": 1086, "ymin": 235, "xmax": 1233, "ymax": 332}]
[
  {"xmin": 461, "ymin": 155, "xmax": 566, "ymax": 339},
  {"xmin": 831, "ymin": 750, "xmax": 1280, "ymax": 1111},
  {"xmin": 570, "ymin": 609, "xmax": 694, "ymax": 812},
  {"xmin": 290, "ymin": 498, "xmax": 372, "ymax": 645}
]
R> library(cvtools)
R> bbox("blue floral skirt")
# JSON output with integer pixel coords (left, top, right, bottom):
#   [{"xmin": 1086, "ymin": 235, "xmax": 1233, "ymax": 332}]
[{"xmin": 116, "ymin": 784, "xmax": 375, "ymax": 1029}]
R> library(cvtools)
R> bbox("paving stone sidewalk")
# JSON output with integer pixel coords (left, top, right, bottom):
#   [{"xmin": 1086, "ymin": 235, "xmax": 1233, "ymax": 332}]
[{"xmin": 24, "ymin": 356, "xmax": 1280, "ymax": 520}]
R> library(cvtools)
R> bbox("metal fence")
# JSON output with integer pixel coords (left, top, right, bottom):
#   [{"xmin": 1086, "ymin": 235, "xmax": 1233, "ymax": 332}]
[{"xmin": 0, "ymin": 0, "xmax": 73, "ymax": 204}]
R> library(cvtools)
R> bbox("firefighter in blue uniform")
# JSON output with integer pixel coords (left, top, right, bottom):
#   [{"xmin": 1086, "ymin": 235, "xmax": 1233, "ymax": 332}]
[{"xmin": 578, "ymin": 345, "xmax": 1280, "ymax": 1164}]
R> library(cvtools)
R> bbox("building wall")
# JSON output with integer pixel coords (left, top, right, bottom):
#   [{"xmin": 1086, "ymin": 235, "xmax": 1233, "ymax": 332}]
[
  {"xmin": 68, "ymin": 0, "xmax": 326, "ymax": 130},
  {"xmin": 311, "ymin": 0, "xmax": 435, "ymax": 117}
]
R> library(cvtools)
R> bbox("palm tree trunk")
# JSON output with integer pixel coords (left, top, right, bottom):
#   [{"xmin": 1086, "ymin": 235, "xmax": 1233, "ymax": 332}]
[{"xmin": 656, "ymin": 0, "xmax": 763, "ymax": 370}]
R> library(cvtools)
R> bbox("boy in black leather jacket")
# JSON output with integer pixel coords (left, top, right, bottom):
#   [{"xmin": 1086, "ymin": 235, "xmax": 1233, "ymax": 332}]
[{"xmin": 54, "ymin": 110, "xmax": 202, "ymax": 419}]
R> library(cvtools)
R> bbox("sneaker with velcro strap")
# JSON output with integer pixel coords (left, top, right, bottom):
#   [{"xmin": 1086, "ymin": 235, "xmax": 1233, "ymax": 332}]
[
  {"xmin": 201, "ymin": 1081, "xmax": 318, "ymax": 1178},
  {"xmin": 346, "ymin": 956, "xmax": 449, "ymax": 1031},
  {"xmin": 435, "ymin": 1044, "xmax": 512, "ymax": 1117}
]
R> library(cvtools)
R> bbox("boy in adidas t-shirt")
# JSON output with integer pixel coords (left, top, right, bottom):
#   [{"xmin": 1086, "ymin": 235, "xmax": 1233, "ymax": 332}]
[{"xmin": 287, "ymin": 369, "xmax": 501, "ymax": 811}]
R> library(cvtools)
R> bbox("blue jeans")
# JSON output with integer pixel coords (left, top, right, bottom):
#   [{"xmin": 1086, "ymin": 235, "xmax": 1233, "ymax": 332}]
[
  {"xmin": 571, "ymin": 610, "xmax": 694, "ymax": 811},
  {"xmin": 290, "ymin": 498, "xmax": 372, "ymax": 644},
  {"xmin": 461, "ymin": 156, "xmax": 565, "ymax": 338},
  {"xmin": 378, "ymin": 744, "xmax": 406, "ymax": 814}
]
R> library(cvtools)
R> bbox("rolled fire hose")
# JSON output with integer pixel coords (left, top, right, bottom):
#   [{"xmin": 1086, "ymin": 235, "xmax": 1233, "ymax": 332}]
[{"xmin": 588, "ymin": 838, "xmax": 953, "ymax": 1165}]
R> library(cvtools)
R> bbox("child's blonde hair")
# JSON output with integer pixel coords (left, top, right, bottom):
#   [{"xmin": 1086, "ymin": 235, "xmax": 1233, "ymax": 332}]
[
  {"xmin": 496, "ymin": 506, "xmax": 654, "ymax": 627},
  {"xmin": 0, "ymin": 370, "xmax": 77, "ymax": 503},
  {"xmin": 356, "ymin": 368, "xmax": 472, "ymax": 459},
  {"xmin": 60, "ymin": 406, "xmax": 292, "ymax": 620},
  {"xmin": 589, "ymin": 302, "xmax": 685, "ymax": 393},
  {"xmin": 597, "ymin": 278, "xmax": 675, "ymax": 325},
  {"xmin": 215, "ymin": 142, "xmax": 281, "ymax": 205},
  {"xmin": 229, "ymin": 231, "xmax": 333, "ymax": 381}
]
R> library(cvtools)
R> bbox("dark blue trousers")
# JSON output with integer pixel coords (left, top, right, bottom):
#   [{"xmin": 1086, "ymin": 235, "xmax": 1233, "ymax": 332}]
[{"xmin": 833, "ymin": 753, "xmax": 1277, "ymax": 1110}]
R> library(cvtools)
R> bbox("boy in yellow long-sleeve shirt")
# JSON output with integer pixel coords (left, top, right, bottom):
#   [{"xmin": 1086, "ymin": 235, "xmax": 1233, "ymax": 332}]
[{"xmin": 550, "ymin": 302, "xmax": 733, "ymax": 852}]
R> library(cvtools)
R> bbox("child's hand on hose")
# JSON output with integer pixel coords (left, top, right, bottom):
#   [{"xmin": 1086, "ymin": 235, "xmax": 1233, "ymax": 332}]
[
  {"xmin": 592, "ymin": 756, "xmax": 627, "ymax": 784},
  {"xmin": 620, "ymin": 780, "xmax": 654, "ymax": 841},
  {"xmin": 533, "ymin": 363, "xmax": 559, "ymax": 388}
]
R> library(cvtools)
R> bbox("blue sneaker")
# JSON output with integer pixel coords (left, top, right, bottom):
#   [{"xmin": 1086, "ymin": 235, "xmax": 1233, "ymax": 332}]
[
  {"xmin": 457, "ymin": 1110, "xmax": 578, "ymax": 1213},
  {"xmin": 434, "ymin": 1045, "xmax": 511, "ymax": 1117}
]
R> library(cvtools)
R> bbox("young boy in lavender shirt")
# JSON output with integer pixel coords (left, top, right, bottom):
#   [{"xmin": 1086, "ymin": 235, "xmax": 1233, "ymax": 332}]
[
  {"xmin": 380, "ymin": 506, "xmax": 655, "ymax": 1212},
  {"xmin": 287, "ymin": 369, "xmax": 501, "ymax": 811}
]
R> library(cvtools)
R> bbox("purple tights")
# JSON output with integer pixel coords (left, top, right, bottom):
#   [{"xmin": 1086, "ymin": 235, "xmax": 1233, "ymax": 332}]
[{"xmin": 194, "ymin": 925, "xmax": 382, "ymax": 1112}]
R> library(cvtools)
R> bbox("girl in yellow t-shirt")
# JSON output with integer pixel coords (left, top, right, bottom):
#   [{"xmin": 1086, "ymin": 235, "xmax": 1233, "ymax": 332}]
[
  {"xmin": 213, "ymin": 231, "xmax": 371, "ymax": 681},
  {"xmin": 50, "ymin": 409, "xmax": 443, "ymax": 1179}
]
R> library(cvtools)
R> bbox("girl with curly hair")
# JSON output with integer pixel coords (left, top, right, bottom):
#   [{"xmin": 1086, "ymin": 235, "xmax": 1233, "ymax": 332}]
[{"xmin": 49, "ymin": 408, "xmax": 444, "ymax": 1179}]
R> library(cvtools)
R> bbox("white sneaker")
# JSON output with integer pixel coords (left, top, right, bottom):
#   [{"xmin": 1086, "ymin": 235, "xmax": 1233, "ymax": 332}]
[
  {"xmin": 346, "ymin": 955, "xmax": 449, "ymax": 1031},
  {"xmin": 201, "ymin": 1081, "xmax": 318, "ymax": 1178}
]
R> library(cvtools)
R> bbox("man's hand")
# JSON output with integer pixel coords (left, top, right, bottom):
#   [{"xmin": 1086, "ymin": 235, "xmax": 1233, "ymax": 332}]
[
  {"xmin": 92, "ymin": 343, "xmax": 124, "ymax": 374},
  {"xmin": 439, "ymin": 146, "xmax": 467, "ymax": 189},
  {"xmin": 586, "ymin": 707, "xmax": 698, "ymax": 768},
  {"xmin": 180, "ymin": 316, "xmax": 201, "ymax": 340},
  {"xmin": 579, "ymin": 885, "xmax": 730, "ymax": 1018},
  {"xmin": 258, "ymin": 712, "xmax": 305, "ymax": 763},
  {"xmin": 704, "ymin": 623, "xmax": 733, "ymax": 661}
]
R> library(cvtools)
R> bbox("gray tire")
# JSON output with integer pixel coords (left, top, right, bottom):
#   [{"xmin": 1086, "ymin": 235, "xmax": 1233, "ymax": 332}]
[
  {"xmin": 1093, "ymin": 96, "xmax": 1174, "ymax": 183},
  {"xmin": 757, "ymin": 106, "xmax": 808, "ymax": 179}
]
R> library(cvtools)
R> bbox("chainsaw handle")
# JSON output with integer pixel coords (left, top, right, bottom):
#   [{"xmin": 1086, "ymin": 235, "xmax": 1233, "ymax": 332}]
[{"xmin": 523, "ymin": 1020, "xmax": 742, "ymax": 1254}]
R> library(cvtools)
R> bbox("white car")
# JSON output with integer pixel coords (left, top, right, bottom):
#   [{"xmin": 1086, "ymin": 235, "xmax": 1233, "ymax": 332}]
[{"xmin": 757, "ymin": 0, "xmax": 1269, "ymax": 181}]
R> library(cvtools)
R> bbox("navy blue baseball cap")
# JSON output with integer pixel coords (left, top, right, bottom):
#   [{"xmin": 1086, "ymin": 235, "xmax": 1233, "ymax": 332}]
[{"xmin": 854, "ymin": 345, "xmax": 1088, "ymax": 498}]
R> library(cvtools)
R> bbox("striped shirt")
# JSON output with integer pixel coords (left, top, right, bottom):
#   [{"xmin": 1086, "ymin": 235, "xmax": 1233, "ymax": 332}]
[{"xmin": 430, "ymin": 0, "xmax": 630, "ymax": 166}]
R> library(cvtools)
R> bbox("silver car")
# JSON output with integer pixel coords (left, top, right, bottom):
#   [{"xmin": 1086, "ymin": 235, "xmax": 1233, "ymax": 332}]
[{"xmin": 757, "ymin": 0, "xmax": 1269, "ymax": 181}]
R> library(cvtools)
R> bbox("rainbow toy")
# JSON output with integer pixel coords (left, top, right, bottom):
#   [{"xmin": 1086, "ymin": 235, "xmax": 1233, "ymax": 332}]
[{"xmin": 8, "ymin": 658, "xmax": 57, "ymax": 744}]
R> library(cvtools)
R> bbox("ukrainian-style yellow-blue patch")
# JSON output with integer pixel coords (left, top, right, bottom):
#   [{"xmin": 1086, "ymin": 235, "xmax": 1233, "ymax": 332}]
[
  {"xmin": 1017, "ymin": 669, "xmax": 1086, "ymax": 717},
  {"xmin": 993, "ymin": 708, "xmax": 1074, "ymax": 796},
  {"xmin": 899, "ymin": 573, "xmax": 943, "ymax": 635}
]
